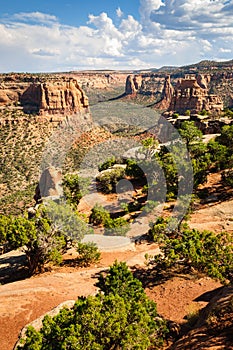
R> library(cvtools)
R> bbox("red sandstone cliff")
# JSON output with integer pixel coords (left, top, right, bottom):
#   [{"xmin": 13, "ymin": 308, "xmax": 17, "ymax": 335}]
[{"xmin": 20, "ymin": 78, "xmax": 89, "ymax": 115}]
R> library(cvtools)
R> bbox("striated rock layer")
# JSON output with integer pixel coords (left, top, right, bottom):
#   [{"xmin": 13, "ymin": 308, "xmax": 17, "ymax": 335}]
[
  {"xmin": 168, "ymin": 74, "xmax": 223, "ymax": 116},
  {"xmin": 0, "ymin": 75, "xmax": 89, "ymax": 117},
  {"xmin": 152, "ymin": 74, "xmax": 223, "ymax": 116},
  {"xmin": 155, "ymin": 75, "xmax": 174, "ymax": 110},
  {"xmin": 20, "ymin": 78, "xmax": 89, "ymax": 115}
]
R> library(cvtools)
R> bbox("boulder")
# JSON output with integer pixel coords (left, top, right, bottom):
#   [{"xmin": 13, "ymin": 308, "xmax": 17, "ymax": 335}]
[
  {"xmin": 35, "ymin": 166, "xmax": 63, "ymax": 202},
  {"xmin": 13, "ymin": 300, "xmax": 76, "ymax": 350}
]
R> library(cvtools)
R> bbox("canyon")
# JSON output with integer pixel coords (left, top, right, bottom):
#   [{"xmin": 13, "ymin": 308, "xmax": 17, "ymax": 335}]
[{"xmin": 0, "ymin": 60, "xmax": 233, "ymax": 350}]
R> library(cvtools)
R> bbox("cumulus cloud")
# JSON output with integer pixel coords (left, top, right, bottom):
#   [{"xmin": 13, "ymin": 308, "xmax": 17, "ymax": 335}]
[
  {"xmin": 0, "ymin": 3, "xmax": 232, "ymax": 72},
  {"xmin": 150, "ymin": 0, "xmax": 233, "ymax": 30}
]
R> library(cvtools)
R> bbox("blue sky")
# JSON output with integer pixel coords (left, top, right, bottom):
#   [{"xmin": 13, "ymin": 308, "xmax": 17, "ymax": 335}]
[
  {"xmin": 1, "ymin": 1, "xmax": 141, "ymax": 27},
  {"xmin": 0, "ymin": 0, "xmax": 232, "ymax": 72}
]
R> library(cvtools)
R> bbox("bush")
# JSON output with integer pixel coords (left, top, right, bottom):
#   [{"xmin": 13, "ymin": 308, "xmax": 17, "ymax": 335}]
[
  {"xmin": 89, "ymin": 204, "xmax": 110, "ymax": 226},
  {"xmin": 96, "ymin": 167, "xmax": 125, "ymax": 193},
  {"xmin": 98, "ymin": 156, "xmax": 116, "ymax": 171},
  {"xmin": 62, "ymin": 174, "xmax": 90, "ymax": 206},
  {"xmin": 18, "ymin": 262, "xmax": 168, "ymax": 349},
  {"xmin": 199, "ymin": 109, "xmax": 208, "ymax": 116},
  {"xmin": 104, "ymin": 217, "xmax": 130, "ymax": 236},
  {"xmin": 89, "ymin": 204, "xmax": 130, "ymax": 236},
  {"xmin": 3, "ymin": 213, "xmax": 65, "ymax": 274},
  {"xmin": 222, "ymin": 169, "xmax": 233, "ymax": 187},
  {"xmin": 151, "ymin": 224, "xmax": 233, "ymax": 283},
  {"xmin": 125, "ymin": 159, "xmax": 145, "ymax": 179},
  {"xmin": 1, "ymin": 201, "xmax": 92, "ymax": 274},
  {"xmin": 75, "ymin": 242, "xmax": 101, "ymax": 267}
]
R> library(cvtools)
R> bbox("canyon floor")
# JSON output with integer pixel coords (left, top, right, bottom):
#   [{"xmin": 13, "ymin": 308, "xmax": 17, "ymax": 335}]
[{"xmin": 0, "ymin": 172, "xmax": 232, "ymax": 350}]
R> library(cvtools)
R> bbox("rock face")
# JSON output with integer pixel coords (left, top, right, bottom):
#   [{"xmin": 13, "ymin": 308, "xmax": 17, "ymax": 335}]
[
  {"xmin": 125, "ymin": 75, "xmax": 143, "ymax": 95},
  {"xmin": 35, "ymin": 166, "xmax": 63, "ymax": 202},
  {"xmin": 73, "ymin": 72, "xmax": 127, "ymax": 90},
  {"xmin": 21, "ymin": 78, "xmax": 89, "ymax": 115},
  {"xmin": 155, "ymin": 75, "xmax": 174, "ymax": 110},
  {"xmin": 155, "ymin": 74, "xmax": 223, "ymax": 116}
]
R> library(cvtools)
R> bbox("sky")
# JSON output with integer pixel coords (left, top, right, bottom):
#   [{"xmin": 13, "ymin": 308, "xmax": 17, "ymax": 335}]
[{"xmin": 0, "ymin": 0, "xmax": 233, "ymax": 72}]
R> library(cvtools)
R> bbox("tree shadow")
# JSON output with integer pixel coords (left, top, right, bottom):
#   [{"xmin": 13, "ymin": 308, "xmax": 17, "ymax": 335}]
[
  {"xmin": 0, "ymin": 252, "xmax": 30, "ymax": 284},
  {"xmin": 131, "ymin": 265, "xmax": 193, "ymax": 289},
  {"xmin": 194, "ymin": 286, "xmax": 224, "ymax": 302}
]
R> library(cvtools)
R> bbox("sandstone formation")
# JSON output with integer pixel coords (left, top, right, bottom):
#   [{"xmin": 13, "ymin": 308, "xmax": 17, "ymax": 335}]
[
  {"xmin": 169, "ymin": 75, "xmax": 223, "ymax": 115},
  {"xmin": 20, "ymin": 78, "xmax": 89, "ymax": 115},
  {"xmin": 125, "ymin": 74, "xmax": 143, "ymax": 95},
  {"xmin": 155, "ymin": 75, "xmax": 174, "ymax": 110},
  {"xmin": 125, "ymin": 74, "xmax": 164, "ymax": 103},
  {"xmin": 35, "ymin": 166, "xmax": 63, "ymax": 202},
  {"xmin": 166, "ymin": 114, "xmax": 233, "ymax": 134},
  {"xmin": 72, "ymin": 72, "xmax": 127, "ymax": 90},
  {"xmin": 0, "ymin": 75, "xmax": 89, "ymax": 117},
  {"xmin": 155, "ymin": 74, "xmax": 223, "ymax": 116}
]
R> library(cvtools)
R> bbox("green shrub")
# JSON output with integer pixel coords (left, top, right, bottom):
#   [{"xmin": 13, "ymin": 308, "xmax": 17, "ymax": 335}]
[
  {"xmin": 125, "ymin": 159, "xmax": 145, "ymax": 179},
  {"xmin": 89, "ymin": 204, "xmax": 130, "ymax": 236},
  {"xmin": 199, "ymin": 109, "xmax": 208, "ymax": 116},
  {"xmin": 75, "ymin": 242, "xmax": 101, "ymax": 267},
  {"xmin": 151, "ymin": 224, "xmax": 233, "ymax": 283},
  {"xmin": 18, "ymin": 262, "xmax": 168, "ymax": 349},
  {"xmin": 104, "ymin": 217, "xmax": 130, "ymax": 236},
  {"xmin": 222, "ymin": 169, "xmax": 233, "ymax": 187},
  {"xmin": 0, "ymin": 201, "xmax": 92, "ymax": 274},
  {"xmin": 96, "ymin": 167, "xmax": 125, "ymax": 193},
  {"xmin": 89, "ymin": 204, "xmax": 111, "ymax": 226},
  {"xmin": 98, "ymin": 156, "xmax": 116, "ymax": 171},
  {"xmin": 62, "ymin": 174, "xmax": 90, "ymax": 206}
]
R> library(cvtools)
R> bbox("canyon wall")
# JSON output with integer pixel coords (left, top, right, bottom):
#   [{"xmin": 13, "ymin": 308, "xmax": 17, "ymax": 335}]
[
  {"xmin": 125, "ymin": 73, "xmax": 224, "ymax": 116},
  {"xmin": 0, "ymin": 75, "xmax": 89, "ymax": 117},
  {"xmin": 168, "ymin": 75, "xmax": 223, "ymax": 115},
  {"xmin": 21, "ymin": 78, "xmax": 89, "ymax": 115}
]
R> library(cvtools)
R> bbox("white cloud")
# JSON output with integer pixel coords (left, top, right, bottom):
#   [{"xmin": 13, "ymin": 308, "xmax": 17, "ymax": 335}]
[
  {"xmin": 116, "ymin": 7, "xmax": 123, "ymax": 18},
  {"xmin": 0, "ymin": 5, "xmax": 232, "ymax": 72},
  {"xmin": 139, "ymin": 0, "xmax": 164, "ymax": 29},
  {"xmin": 150, "ymin": 0, "xmax": 233, "ymax": 30},
  {"xmin": 11, "ymin": 12, "xmax": 58, "ymax": 25}
]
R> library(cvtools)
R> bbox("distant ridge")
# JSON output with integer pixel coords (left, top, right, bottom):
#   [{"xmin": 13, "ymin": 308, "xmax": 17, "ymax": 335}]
[{"xmin": 134, "ymin": 59, "xmax": 233, "ymax": 75}]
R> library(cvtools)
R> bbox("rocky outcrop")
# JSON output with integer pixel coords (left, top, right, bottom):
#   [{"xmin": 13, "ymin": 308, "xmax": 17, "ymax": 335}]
[
  {"xmin": 72, "ymin": 72, "xmax": 127, "ymax": 90},
  {"xmin": 171, "ymin": 285, "xmax": 233, "ymax": 350},
  {"xmin": 169, "ymin": 75, "xmax": 223, "ymax": 115},
  {"xmin": 14, "ymin": 300, "xmax": 76, "ymax": 350},
  {"xmin": 0, "ymin": 75, "xmax": 89, "ymax": 116},
  {"xmin": 21, "ymin": 78, "xmax": 89, "ymax": 115},
  {"xmin": 166, "ymin": 114, "xmax": 233, "ymax": 134},
  {"xmin": 155, "ymin": 74, "xmax": 223, "ymax": 116},
  {"xmin": 125, "ymin": 75, "xmax": 143, "ymax": 95},
  {"xmin": 196, "ymin": 74, "xmax": 210, "ymax": 89},
  {"xmin": 155, "ymin": 75, "xmax": 174, "ymax": 110},
  {"xmin": 35, "ymin": 166, "xmax": 63, "ymax": 202}
]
